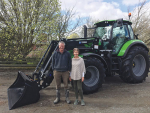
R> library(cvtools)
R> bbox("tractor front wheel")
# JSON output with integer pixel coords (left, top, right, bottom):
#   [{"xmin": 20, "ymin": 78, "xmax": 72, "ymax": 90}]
[
  {"xmin": 83, "ymin": 57, "xmax": 105, "ymax": 94},
  {"xmin": 120, "ymin": 46, "xmax": 149, "ymax": 83}
]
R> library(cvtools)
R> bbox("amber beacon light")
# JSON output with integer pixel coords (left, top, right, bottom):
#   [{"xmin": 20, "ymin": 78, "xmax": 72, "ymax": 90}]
[{"xmin": 128, "ymin": 12, "xmax": 131, "ymax": 20}]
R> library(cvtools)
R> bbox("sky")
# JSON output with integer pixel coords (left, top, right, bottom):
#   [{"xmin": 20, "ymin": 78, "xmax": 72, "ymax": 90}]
[{"xmin": 60, "ymin": 0, "xmax": 150, "ymax": 21}]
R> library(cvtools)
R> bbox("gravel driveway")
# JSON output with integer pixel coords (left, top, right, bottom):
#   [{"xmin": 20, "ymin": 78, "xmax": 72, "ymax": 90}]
[{"xmin": 0, "ymin": 70, "xmax": 150, "ymax": 113}]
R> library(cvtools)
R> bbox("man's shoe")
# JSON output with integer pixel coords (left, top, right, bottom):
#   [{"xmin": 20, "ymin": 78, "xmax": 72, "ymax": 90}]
[
  {"xmin": 74, "ymin": 99, "xmax": 78, "ymax": 105},
  {"xmin": 54, "ymin": 90, "xmax": 60, "ymax": 104}
]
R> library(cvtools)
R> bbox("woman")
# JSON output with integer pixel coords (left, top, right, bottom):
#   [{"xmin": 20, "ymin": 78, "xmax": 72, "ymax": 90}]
[{"xmin": 69, "ymin": 48, "xmax": 86, "ymax": 106}]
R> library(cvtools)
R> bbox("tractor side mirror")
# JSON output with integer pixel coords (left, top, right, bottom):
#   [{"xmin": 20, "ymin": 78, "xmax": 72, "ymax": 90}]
[
  {"xmin": 135, "ymin": 34, "xmax": 139, "ymax": 39},
  {"xmin": 83, "ymin": 25, "xmax": 87, "ymax": 38},
  {"xmin": 116, "ymin": 18, "xmax": 123, "ymax": 27}
]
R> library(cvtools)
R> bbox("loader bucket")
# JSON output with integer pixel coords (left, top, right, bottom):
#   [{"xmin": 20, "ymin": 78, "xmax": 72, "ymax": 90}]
[{"xmin": 7, "ymin": 71, "xmax": 40, "ymax": 110}]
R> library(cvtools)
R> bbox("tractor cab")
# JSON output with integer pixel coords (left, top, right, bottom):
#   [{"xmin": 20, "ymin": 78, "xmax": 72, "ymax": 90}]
[{"xmin": 93, "ymin": 19, "xmax": 134, "ymax": 55}]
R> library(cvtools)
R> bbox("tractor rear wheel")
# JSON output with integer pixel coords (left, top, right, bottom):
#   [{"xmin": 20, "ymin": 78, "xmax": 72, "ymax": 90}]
[
  {"xmin": 120, "ymin": 46, "xmax": 149, "ymax": 83},
  {"xmin": 83, "ymin": 57, "xmax": 105, "ymax": 94}
]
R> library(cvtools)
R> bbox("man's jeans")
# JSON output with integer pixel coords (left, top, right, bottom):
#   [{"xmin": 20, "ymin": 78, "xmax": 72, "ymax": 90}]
[{"xmin": 53, "ymin": 70, "xmax": 70, "ymax": 90}]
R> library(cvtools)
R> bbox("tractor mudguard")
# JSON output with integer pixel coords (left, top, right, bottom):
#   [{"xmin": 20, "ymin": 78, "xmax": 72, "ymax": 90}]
[
  {"xmin": 7, "ymin": 71, "xmax": 40, "ymax": 110},
  {"xmin": 117, "ymin": 40, "xmax": 149, "ymax": 57},
  {"xmin": 80, "ymin": 53, "xmax": 108, "ymax": 69}
]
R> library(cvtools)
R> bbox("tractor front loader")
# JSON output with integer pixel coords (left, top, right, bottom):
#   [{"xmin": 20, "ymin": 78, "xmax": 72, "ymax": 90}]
[
  {"xmin": 7, "ymin": 40, "xmax": 58, "ymax": 110},
  {"xmin": 7, "ymin": 18, "xmax": 150, "ymax": 110}
]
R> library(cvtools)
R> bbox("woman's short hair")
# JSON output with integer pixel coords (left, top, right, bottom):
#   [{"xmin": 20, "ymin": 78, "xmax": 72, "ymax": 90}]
[{"xmin": 73, "ymin": 48, "xmax": 79, "ymax": 53}]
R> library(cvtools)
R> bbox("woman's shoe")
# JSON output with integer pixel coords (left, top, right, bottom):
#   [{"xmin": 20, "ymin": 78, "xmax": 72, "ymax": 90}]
[
  {"xmin": 81, "ymin": 99, "xmax": 85, "ymax": 106},
  {"xmin": 74, "ymin": 99, "xmax": 78, "ymax": 105}
]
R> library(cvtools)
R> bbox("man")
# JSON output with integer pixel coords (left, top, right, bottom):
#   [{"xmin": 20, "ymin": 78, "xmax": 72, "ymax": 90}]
[{"xmin": 52, "ymin": 41, "xmax": 72, "ymax": 104}]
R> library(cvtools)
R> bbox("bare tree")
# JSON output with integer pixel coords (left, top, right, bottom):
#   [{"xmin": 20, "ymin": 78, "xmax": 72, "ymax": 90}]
[
  {"xmin": 79, "ymin": 17, "xmax": 101, "ymax": 38},
  {"xmin": 48, "ymin": 8, "xmax": 82, "ymax": 41},
  {"xmin": 129, "ymin": 0, "xmax": 150, "ymax": 46}
]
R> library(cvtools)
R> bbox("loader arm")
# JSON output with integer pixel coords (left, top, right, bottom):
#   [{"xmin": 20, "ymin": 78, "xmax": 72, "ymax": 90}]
[{"xmin": 32, "ymin": 40, "xmax": 58, "ymax": 90}]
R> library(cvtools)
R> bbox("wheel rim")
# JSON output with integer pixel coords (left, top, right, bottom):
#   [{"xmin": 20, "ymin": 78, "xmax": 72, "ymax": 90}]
[
  {"xmin": 132, "ymin": 54, "xmax": 146, "ymax": 77},
  {"xmin": 84, "ymin": 66, "xmax": 99, "ymax": 87}
]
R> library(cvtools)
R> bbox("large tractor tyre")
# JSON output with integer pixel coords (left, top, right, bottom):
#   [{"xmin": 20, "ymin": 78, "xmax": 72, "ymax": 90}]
[
  {"xmin": 83, "ymin": 57, "xmax": 105, "ymax": 94},
  {"xmin": 120, "ymin": 46, "xmax": 149, "ymax": 83}
]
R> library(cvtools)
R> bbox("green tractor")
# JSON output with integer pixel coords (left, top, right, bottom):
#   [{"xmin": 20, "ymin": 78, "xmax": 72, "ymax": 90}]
[
  {"xmin": 7, "ymin": 18, "xmax": 149, "ymax": 109},
  {"xmin": 66, "ymin": 18, "xmax": 149, "ymax": 93}
]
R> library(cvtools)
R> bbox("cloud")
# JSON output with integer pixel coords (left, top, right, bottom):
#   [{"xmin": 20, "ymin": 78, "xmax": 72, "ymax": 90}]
[
  {"xmin": 60, "ymin": 0, "xmax": 128, "ymax": 20},
  {"xmin": 122, "ymin": 0, "xmax": 145, "ymax": 6},
  {"xmin": 112, "ymin": 1, "xmax": 120, "ymax": 7},
  {"xmin": 130, "ymin": 1, "xmax": 150, "ymax": 21}
]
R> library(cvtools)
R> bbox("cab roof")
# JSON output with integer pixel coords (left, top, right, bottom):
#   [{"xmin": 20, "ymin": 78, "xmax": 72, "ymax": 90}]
[{"xmin": 95, "ymin": 19, "xmax": 132, "ymax": 27}]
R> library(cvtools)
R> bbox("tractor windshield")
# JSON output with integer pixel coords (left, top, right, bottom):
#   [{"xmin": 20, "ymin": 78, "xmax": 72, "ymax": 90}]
[{"xmin": 94, "ymin": 26, "xmax": 111, "ymax": 40}]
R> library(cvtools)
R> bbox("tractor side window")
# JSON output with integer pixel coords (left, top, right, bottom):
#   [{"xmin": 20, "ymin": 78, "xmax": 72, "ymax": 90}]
[
  {"xmin": 128, "ymin": 25, "xmax": 134, "ymax": 39},
  {"xmin": 111, "ymin": 25, "xmax": 129, "ymax": 54},
  {"xmin": 112, "ymin": 25, "xmax": 129, "ymax": 39}
]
